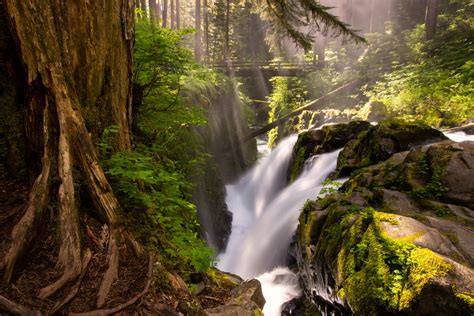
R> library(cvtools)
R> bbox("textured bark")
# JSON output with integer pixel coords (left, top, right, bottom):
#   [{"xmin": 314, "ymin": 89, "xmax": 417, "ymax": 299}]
[
  {"xmin": 425, "ymin": 0, "xmax": 438, "ymax": 40},
  {"xmin": 0, "ymin": 295, "xmax": 40, "ymax": 316},
  {"xmin": 2, "ymin": 101, "xmax": 52, "ymax": 283},
  {"xmin": 3, "ymin": 0, "xmax": 133, "ymax": 150},
  {"xmin": 0, "ymin": 0, "xmax": 141, "ymax": 310},
  {"xmin": 195, "ymin": 0, "xmax": 202, "ymax": 62},
  {"xmin": 170, "ymin": 0, "xmax": 175, "ymax": 29},
  {"xmin": 203, "ymin": 0, "xmax": 209, "ymax": 62},
  {"xmin": 162, "ymin": 0, "xmax": 168, "ymax": 27},
  {"xmin": 149, "ymin": 0, "xmax": 160, "ymax": 24},
  {"xmin": 176, "ymin": 0, "xmax": 180, "ymax": 29}
]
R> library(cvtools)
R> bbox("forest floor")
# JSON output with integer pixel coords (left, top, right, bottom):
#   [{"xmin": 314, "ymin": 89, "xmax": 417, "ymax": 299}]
[
  {"xmin": 0, "ymin": 165, "xmax": 231, "ymax": 314},
  {"xmin": 0, "ymin": 166, "xmax": 152, "ymax": 313}
]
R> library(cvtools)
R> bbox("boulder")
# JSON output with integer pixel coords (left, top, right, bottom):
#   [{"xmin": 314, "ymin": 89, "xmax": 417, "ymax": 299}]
[
  {"xmin": 295, "ymin": 135, "xmax": 474, "ymax": 315},
  {"xmin": 336, "ymin": 119, "xmax": 447, "ymax": 177},
  {"xmin": 288, "ymin": 121, "xmax": 371, "ymax": 182},
  {"xmin": 204, "ymin": 279, "xmax": 265, "ymax": 316}
]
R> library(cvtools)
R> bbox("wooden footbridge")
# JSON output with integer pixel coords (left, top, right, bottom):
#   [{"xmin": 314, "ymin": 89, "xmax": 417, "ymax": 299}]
[{"xmin": 210, "ymin": 61, "xmax": 314, "ymax": 77}]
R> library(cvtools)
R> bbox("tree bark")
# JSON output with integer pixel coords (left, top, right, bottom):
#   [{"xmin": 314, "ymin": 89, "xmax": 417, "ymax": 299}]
[
  {"xmin": 204, "ymin": 0, "xmax": 209, "ymax": 62},
  {"xmin": 0, "ymin": 0, "xmax": 142, "ymax": 310},
  {"xmin": 170, "ymin": 0, "xmax": 175, "ymax": 29},
  {"xmin": 140, "ymin": 0, "xmax": 147, "ymax": 17},
  {"xmin": 224, "ymin": 0, "xmax": 230, "ymax": 62},
  {"xmin": 150, "ymin": 0, "xmax": 160, "ymax": 24},
  {"xmin": 195, "ymin": 0, "xmax": 202, "ymax": 62},
  {"xmin": 162, "ymin": 0, "xmax": 168, "ymax": 27},
  {"xmin": 425, "ymin": 0, "xmax": 438, "ymax": 40},
  {"xmin": 176, "ymin": 0, "xmax": 180, "ymax": 29}
]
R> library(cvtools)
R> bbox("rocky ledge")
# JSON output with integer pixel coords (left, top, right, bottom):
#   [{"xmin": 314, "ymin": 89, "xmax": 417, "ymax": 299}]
[{"xmin": 292, "ymin": 120, "xmax": 474, "ymax": 315}]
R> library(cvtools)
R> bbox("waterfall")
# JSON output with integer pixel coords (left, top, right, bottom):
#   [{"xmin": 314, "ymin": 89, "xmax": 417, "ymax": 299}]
[
  {"xmin": 445, "ymin": 131, "xmax": 474, "ymax": 142},
  {"xmin": 218, "ymin": 135, "xmax": 341, "ymax": 315}
]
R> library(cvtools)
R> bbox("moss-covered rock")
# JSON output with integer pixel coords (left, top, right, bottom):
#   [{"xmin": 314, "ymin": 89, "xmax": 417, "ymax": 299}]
[
  {"xmin": 296, "ymin": 202, "xmax": 473, "ymax": 315},
  {"xmin": 204, "ymin": 279, "xmax": 265, "ymax": 315},
  {"xmin": 336, "ymin": 119, "xmax": 447, "ymax": 177},
  {"xmin": 288, "ymin": 121, "xmax": 371, "ymax": 182},
  {"xmin": 295, "ymin": 137, "xmax": 474, "ymax": 315}
]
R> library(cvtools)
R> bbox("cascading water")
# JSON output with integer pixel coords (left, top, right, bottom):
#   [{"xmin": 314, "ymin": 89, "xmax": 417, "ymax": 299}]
[
  {"xmin": 218, "ymin": 135, "xmax": 341, "ymax": 315},
  {"xmin": 445, "ymin": 131, "xmax": 474, "ymax": 142}
]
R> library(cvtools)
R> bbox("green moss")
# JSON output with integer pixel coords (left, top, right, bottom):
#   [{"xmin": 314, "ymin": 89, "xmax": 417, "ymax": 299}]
[
  {"xmin": 290, "ymin": 147, "xmax": 308, "ymax": 183},
  {"xmin": 318, "ymin": 207, "xmax": 451, "ymax": 315},
  {"xmin": 455, "ymin": 292, "xmax": 474, "ymax": 309}
]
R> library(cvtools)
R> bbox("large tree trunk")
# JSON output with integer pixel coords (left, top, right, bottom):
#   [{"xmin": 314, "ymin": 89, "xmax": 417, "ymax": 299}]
[
  {"xmin": 176, "ymin": 0, "xmax": 180, "ymax": 29},
  {"xmin": 150, "ymin": 0, "xmax": 160, "ymax": 24},
  {"xmin": 204, "ymin": 0, "xmax": 209, "ymax": 62},
  {"xmin": 195, "ymin": 0, "xmax": 202, "ymax": 62},
  {"xmin": 170, "ymin": 0, "xmax": 175, "ymax": 29},
  {"xmin": 162, "ymin": 0, "xmax": 168, "ymax": 27},
  {"xmin": 0, "ymin": 0, "xmax": 146, "ymax": 312},
  {"xmin": 425, "ymin": 0, "xmax": 438, "ymax": 40}
]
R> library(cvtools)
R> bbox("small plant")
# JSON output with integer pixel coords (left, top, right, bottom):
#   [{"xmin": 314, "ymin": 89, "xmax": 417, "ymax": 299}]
[{"xmin": 319, "ymin": 178, "xmax": 342, "ymax": 196}]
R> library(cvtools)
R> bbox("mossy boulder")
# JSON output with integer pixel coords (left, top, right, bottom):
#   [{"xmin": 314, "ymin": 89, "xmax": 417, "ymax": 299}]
[
  {"xmin": 295, "ymin": 138, "xmax": 474, "ymax": 315},
  {"xmin": 204, "ymin": 279, "xmax": 265, "ymax": 315},
  {"xmin": 288, "ymin": 121, "xmax": 371, "ymax": 182},
  {"xmin": 336, "ymin": 119, "xmax": 447, "ymax": 177},
  {"xmin": 296, "ymin": 202, "xmax": 474, "ymax": 316}
]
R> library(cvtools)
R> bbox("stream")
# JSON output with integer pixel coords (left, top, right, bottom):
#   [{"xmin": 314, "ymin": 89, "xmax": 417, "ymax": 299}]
[
  {"xmin": 217, "ymin": 135, "xmax": 341, "ymax": 315},
  {"xmin": 217, "ymin": 129, "xmax": 474, "ymax": 315}
]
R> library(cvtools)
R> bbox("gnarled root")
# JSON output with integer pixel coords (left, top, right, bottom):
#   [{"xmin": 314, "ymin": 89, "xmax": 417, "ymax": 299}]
[
  {"xmin": 71, "ymin": 254, "xmax": 154, "ymax": 316},
  {"xmin": 97, "ymin": 230, "xmax": 119, "ymax": 308},
  {"xmin": 2, "ymin": 103, "xmax": 52, "ymax": 283},
  {"xmin": 50, "ymin": 248, "xmax": 92, "ymax": 314},
  {"xmin": 38, "ymin": 113, "xmax": 82, "ymax": 299},
  {"xmin": 0, "ymin": 295, "xmax": 41, "ymax": 316}
]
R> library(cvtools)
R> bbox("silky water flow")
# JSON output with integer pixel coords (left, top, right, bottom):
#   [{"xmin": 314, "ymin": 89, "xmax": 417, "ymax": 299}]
[{"xmin": 218, "ymin": 135, "xmax": 342, "ymax": 315}]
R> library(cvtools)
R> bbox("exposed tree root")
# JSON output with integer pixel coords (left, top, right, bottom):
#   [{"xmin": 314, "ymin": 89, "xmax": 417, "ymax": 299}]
[
  {"xmin": 50, "ymin": 248, "xmax": 92, "ymax": 314},
  {"xmin": 97, "ymin": 231, "xmax": 119, "ymax": 308},
  {"xmin": 2, "ymin": 104, "xmax": 52, "ymax": 283},
  {"xmin": 39, "ymin": 115, "xmax": 82, "ymax": 299},
  {"xmin": 0, "ymin": 295, "xmax": 41, "ymax": 316},
  {"xmin": 1, "ymin": 52, "xmax": 145, "ymax": 312},
  {"xmin": 70, "ymin": 254, "xmax": 154, "ymax": 316}
]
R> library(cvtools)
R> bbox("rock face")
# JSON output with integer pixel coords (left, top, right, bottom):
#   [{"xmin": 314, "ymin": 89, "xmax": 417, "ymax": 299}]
[
  {"xmin": 294, "ymin": 121, "xmax": 474, "ymax": 315},
  {"xmin": 288, "ymin": 121, "xmax": 371, "ymax": 182},
  {"xmin": 336, "ymin": 119, "xmax": 447, "ymax": 177},
  {"xmin": 204, "ymin": 279, "xmax": 265, "ymax": 316}
]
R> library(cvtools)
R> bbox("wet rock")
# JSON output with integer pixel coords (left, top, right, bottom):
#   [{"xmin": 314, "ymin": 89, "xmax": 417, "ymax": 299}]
[
  {"xmin": 288, "ymin": 121, "xmax": 371, "ymax": 182},
  {"xmin": 281, "ymin": 296, "xmax": 322, "ymax": 316},
  {"xmin": 336, "ymin": 119, "xmax": 447, "ymax": 177},
  {"xmin": 294, "ymin": 135, "xmax": 474, "ymax": 315},
  {"xmin": 204, "ymin": 279, "xmax": 265, "ymax": 316}
]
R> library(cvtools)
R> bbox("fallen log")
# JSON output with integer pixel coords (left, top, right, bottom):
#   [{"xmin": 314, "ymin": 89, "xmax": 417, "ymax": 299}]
[{"xmin": 242, "ymin": 80, "xmax": 358, "ymax": 142}]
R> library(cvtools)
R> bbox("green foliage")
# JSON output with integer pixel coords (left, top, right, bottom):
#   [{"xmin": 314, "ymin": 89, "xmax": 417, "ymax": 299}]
[
  {"xmin": 102, "ymin": 19, "xmax": 215, "ymax": 277},
  {"xmin": 361, "ymin": 2, "xmax": 474, "ymax": 127},
  {"xmin": 319, "ymin": 179, "xmax": 342, "ymax": 196},
  {"xmin": 267, "ymin": 77, "xmax": 307, "ymax": 147}
]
